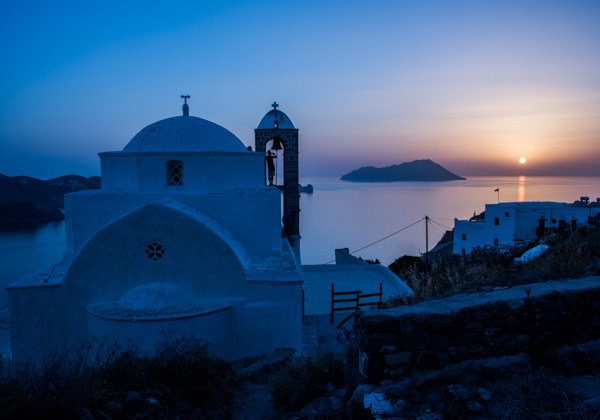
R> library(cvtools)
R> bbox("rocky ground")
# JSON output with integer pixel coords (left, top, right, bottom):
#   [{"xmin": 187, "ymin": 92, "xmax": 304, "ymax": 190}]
[
  {"xmin": 237, "ymin": 341, "xmax": 600, "ymax": 420},
  {"xmin": 1, "ymin": 294, "xmax": 599, "ymax": 418},
  {"xmin": 0, "ymin": 307, "xmax": 599, "ymax": 419}
]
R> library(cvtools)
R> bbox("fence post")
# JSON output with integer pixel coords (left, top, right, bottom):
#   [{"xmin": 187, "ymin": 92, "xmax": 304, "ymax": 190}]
[
  {"xmin": 302, "ymin": 290, "xmax": 305, "ymax": 325},
  {"xmin": 331, "ymin": 283, "xmax": 334, "ymax": 324}
]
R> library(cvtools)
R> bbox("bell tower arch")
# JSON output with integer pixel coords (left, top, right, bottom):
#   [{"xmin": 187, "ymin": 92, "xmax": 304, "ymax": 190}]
[{"xmin": 255, "ymin": 102, "xmax": 300, "ymax": 236}]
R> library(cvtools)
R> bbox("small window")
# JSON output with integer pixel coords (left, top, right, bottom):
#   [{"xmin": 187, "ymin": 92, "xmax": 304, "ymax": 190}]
[
  {"xmin": 145, "ymin": 241, "xmax": 165, "ymax": 261},
  {"xmin": 494, "ymin": 217, "xmax": 499, "ymax": 226},
  {"xmin": 505, "ymin": 212, "xmax": 509, "ymax": 217},
  {"xmin": 494, "ymin": 238, "xmax": 499, "ymax": 245},
  {"xmin": 552, "ymin": 219, "xmax": 556, "ymax": 224},
  {"xmin": 462, "ymin": 233, "xmax": 466, "ymax": 240},
  {"xmin": 461, "ymin": 249, "xmax": 466, "ymax": 256},
  {"xmin": 167, "ymin": 160, "xmax": 183, "ymax": 186}
]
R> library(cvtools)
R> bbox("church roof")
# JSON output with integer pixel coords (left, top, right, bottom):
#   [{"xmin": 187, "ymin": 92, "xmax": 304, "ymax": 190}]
[
  {"xmin": 123, "ymin": 116, "xmax": 248, "ymax": 153},
  {"xmin": 257, "ymin": 109, "xmax": 295, "ymax": 129}
]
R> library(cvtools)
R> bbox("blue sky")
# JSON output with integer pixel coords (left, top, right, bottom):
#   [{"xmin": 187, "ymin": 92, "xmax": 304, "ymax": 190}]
[{"xmin": 1, "ymin": 0, "xmax": 599, "ymax": 179}]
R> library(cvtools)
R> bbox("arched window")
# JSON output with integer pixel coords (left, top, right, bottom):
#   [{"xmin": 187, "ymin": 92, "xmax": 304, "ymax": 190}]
[{"xmin": 167, "ymin": 160, "xmax": 183, "ymax": 186}]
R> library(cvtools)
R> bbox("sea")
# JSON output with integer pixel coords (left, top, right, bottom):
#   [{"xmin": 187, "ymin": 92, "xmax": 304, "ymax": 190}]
[{"xmin": 0, "ymin": 175, "xmax": 598, "ymax": 307}]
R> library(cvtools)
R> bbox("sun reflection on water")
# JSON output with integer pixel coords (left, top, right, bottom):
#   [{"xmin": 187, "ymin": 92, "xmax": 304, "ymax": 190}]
[{"xmin": 518, "ymin": 175, "xmax": 526, "ymax": 202}]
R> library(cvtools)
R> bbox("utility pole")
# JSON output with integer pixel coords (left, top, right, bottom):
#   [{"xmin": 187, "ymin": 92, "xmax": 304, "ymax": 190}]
[{"xmin": 425, "ymin": 216, "xmax": 429, "ymax": 264}]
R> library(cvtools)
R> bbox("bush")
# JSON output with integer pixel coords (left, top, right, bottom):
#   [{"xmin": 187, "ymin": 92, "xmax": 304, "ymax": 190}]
[
  {"xmin": 0, "ymin": 336, "xmax": 236, "ymax": 419},
  {"xmin": 384, "ymin": 227, "xmax": 600, "ymax": 308},
  {"xmin": 269, "ymin": 353, "xmax": 344, "ymax": 413}
]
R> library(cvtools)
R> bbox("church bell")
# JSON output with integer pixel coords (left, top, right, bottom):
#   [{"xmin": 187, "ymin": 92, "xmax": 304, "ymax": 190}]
[{"xmin": 271, "ymin": 138, "xmax": 283, "ymax": 151}]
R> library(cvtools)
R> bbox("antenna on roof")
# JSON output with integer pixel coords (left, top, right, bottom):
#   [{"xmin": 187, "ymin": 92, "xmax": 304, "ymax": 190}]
[{"xmin": 181, "ymin": 95, "xmax": 190, "ymax": 116}]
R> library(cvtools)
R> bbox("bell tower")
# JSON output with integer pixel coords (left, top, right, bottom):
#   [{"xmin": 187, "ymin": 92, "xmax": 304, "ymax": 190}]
[{"xmin": 255, "ymin": 102, "xmax": 300, "ymax": 236}]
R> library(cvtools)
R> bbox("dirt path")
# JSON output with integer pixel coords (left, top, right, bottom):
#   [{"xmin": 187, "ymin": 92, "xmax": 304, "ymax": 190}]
[{"xmin": 231, "ymin": 380, "xmax": 279, "ymax": 420}]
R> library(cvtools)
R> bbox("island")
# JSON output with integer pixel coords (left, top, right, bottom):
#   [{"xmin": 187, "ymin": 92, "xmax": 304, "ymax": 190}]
[
  {"xmin": 0, "ymin": 174, "xmax": 100, "ymax": 225},
  {"xmin": 340, "ymin": 159, "xmax": 466, "ymax": 182}
]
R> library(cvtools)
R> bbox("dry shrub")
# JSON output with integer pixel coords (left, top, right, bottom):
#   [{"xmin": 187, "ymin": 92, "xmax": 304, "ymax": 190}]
[
  {"xmin": 0, "ymin": 336, "xmax": 235, "ymax": 419},
  {"xmin": 385, "ymin": 227, "xmax": 600, "ymax": 308}
]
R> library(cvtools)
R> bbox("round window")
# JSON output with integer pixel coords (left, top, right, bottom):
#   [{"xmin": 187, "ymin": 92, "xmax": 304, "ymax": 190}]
[{"xmin": 145, "ymin": 241, "xmax": 165, "ymax": 261}]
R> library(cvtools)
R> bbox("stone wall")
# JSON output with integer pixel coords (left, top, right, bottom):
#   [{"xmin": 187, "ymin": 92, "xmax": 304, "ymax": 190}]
[{"xmin": 348, "ymin": 277, "xmax": 600, "ymax": 384}]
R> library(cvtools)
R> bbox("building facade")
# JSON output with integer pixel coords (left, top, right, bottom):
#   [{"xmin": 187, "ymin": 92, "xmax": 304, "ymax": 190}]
[{"xmin": 453, "ymin": 199, "xmax": 600, "ymax": 256}]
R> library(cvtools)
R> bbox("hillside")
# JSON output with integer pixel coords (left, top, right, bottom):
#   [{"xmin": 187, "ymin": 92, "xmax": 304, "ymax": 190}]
[
  {"xmin": 0, "ymin": 174, "xmax": 100, "ymax": 225},
  {"xmin": 341, "ymin": 159, "xmax": 466, "ymax": 182}
]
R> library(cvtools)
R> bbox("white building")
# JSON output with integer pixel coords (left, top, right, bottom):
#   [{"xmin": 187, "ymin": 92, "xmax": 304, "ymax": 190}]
[
  {"xmin": 7, "ymin": 103, "xmax": 412, "ymax": 364},
  {"xmin": 453, "ymin": 199, "xmax": 600, "ymax": 256},
  {"xmin": 8, "ymin": 106, "xmax": 305, "ymax": 363}
]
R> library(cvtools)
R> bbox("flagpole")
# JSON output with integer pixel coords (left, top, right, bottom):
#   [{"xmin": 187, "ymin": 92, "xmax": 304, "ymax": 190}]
[{"xmin": 495, "ymin": 188, "xmax": 500, "ymax": 203}]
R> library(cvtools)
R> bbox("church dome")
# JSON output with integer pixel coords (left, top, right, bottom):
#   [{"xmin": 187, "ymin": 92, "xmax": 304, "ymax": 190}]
[
  {"xmin": 257, "ymin": 109, "xmax": 295, "ymax": 129},
  {"xmin": 123, "ymin": 116, "xmax": 248, "ymax": 153}
]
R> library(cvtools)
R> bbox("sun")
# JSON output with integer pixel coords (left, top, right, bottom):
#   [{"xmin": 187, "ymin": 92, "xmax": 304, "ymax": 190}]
[{"xmin": 519, "ymin": 157, "xmax": 527, "ymax": 164}]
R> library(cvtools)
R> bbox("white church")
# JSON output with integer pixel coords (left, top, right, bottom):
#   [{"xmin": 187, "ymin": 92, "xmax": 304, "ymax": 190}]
[{"xmin": 7, "ymin": 100, "xmax": 410, "ymax": 364}]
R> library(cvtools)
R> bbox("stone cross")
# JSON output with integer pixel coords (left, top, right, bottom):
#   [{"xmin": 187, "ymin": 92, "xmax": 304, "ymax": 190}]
[{"xmin": 272, "ymin": 102, "xmax": 279, "ymax": 110}]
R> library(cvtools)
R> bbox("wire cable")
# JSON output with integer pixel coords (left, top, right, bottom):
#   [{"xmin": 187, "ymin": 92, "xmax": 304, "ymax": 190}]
[
  {"xmin": 429, "ymin": 218, "xmax": 453, "ymax": 231},
  {"xmin": 323, "ymin": 217, "xmax": 425, "ymax": 264}
]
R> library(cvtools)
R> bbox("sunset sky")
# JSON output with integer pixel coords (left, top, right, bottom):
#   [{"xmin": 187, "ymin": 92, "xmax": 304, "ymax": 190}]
[{"xmin": 1, "ymin": 0, "xmax": 599, "ymax": 179}]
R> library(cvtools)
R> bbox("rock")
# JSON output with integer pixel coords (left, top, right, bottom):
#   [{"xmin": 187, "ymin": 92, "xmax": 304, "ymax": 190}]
[
  {"xmin": 447, "ymin": 384, "xmax": 472, "ymax": 400},
  {"xmin": 381, "ymin": 378, "xmax": 413, "ymax": 398},
  {"xmin": 104, "ymin": 401, "xmax": 123, "ymax": 418},
  {"xmin": 398, "ymin": 330, "xmax": 430, "ymax": 350},
  {"xmin": 384, "ymin": 351, "xmax": 411, "ymax": 366},
  {"xmin": 94, "ymin": 410, "xmax": 112, "ymax": 420},
  {"xmin": 131, "ymin": 407, "xmax": 154, "ymax": 420},
  {"xmin": 363, "ymin": 392, "xmax": 399, "ymax": 416},
  {"xmin": 329, "ymin": 395, "xmax": 345, "ymax": 412},
  {"xmin": 350, "ymin": 384, "xmax": 377, "ymax": 405},
  {"xmin": 367, "ymin": 332, "xmax": 398, "ymax": 353},
  {"xmin": 298, "ymin": 184, "xmax": 314, "ymax": 193},
  {"xmin": 299, "ymin": 395, "xmax": 332, "ymax": 418},
  {"xmin": 324, "ymin": 382, "xmax": 335, "ymax": 393},
  {"xmin": 584, "ymin": 397, "xmax": 600, "ymax": 412},
  {"xmin": 466, "ymin": 399, "xmax": 485, "ymax": 413},
  {"xmin": 152, "ymin": 403, "xmax": 169, "ymax": 419},
  {"xmin": 360, "ymin": 313, "xmax": 399, "ymax": 333},
  {"xmin": 358, "ymin": 352, "xmax": 385, "ymax": 383},
  {"xmin": 430, "ymin": 334, "xmax": 452, "ymax": 351},
  {"xmin": 123, "ymin": 391, "xmax": 146, "ymax": 416},
  {"xmin": 414, "ymin": 370, "xmax": 444, "ymax": 392},
  {"xmin": 472, "ymin": 386, "xmax": 492, "ymax": 402},
  {"xmin": 423, "ymin": 390, "xmax": 444, "ymax": 407},
  {"xmin": 407, "ymin": 387, "xmax": 424, "ymax": 403},
  {"xmin": 415, "ymin": 409, "xmax": 445, "ymax": 420},
  {"xmin": 145, "ymin": 388, "xmax": 164, "ymax": 401},
  {"xmin": 75, "ymin": 407, "xmax": 94, "ymax": 420}
]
